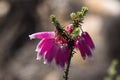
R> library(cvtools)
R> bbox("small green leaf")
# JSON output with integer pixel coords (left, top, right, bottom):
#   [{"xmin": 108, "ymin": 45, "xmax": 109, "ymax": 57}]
[
  {"xmin": 71, "ymin": 27, "xmax": 80, "ymax": 39},
  {"xmin": 81, "ymin": 7, "xmax": 88, "ymax": 16},
  {"xmin": 50, "ymin": 15, "xmax": 56, "ymax": 21},
  {"xmin": 70, "ymin": 12, "xmax": 77, "ymax": 20},
  {"xmin": 77, "ymin": 11, "xmax": 83, "ymax": 18}
]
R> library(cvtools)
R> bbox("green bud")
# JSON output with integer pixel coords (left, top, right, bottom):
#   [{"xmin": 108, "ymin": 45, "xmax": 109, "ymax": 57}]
[
  {"xmin": 71, "ymin": 27, "xmax": 80, "ymax": 39},
  {"xmin": 81, "ymin": 7, "xmax": 88, "ymax": 16},
  {"xmin": 77, "ymin": 11, "xmax": 83, "ymax": 17},
  {"xmin": 70, "ymin": 12, "xmax": 77, "ymax": 20},
  {"xmin": 50, "ymin": 15, "xmax": 56, "ymax": 21},
  {"xmin": 77, "ymin": 11, "xmax": 83, "ymax": 21}
]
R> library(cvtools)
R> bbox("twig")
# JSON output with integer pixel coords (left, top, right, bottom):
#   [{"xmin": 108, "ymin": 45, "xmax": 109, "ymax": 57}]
[{"xmin": 64, "ymin": 44, "xmax": 74, "ymax": 80}]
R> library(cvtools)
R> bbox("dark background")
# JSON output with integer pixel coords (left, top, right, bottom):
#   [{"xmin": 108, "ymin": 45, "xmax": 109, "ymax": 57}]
[{"xmin": 0, "ymin": 0, "xmax": 120, "ymax": 80}]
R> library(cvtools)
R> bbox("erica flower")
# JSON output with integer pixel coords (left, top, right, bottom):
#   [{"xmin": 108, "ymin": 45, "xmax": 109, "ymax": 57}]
[
  {"xmin": 29, "ymin": 31, "xmax": 70, "ymax": 68},
  {"xmin": 29, "ymin": 7, "xmax": 95, "ymax": 80},
  {"xmin": 65, "ymin": 24, "xmax": 74, "ymax": 34},
  {"xmin": 66, "ymin": 24, "xmax": 95, "ymax": 60},
  {"xmin": 29, "ymin": 24, "xmax": 95, "ymax": 67},
  {"xmin": 74, "ymin": 32, "xmax": 95, "ymax": 60}
]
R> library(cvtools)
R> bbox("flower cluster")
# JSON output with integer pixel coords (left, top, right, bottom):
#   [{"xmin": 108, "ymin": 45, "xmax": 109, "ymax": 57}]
[
  {"xmin": 29, "ymin": 31, "xmax": 70, "ymax": 68},
  {"xmin": 29, "ymin": 7, "xmax": 95, "ymax": 68}
]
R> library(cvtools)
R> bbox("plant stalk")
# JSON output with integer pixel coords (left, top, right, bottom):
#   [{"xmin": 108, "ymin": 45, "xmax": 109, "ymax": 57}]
[{"xmin": 64, "ymin": 46, "xmax": 73, "ymax": 80}]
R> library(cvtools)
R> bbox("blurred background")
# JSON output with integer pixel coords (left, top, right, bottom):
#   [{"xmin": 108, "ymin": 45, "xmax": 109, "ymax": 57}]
[{"xmin": 0, "ymin": 0, "xmax": 120, "ymax": 80}]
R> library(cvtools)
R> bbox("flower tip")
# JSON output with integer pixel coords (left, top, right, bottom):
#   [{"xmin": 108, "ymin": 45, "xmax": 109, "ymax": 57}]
[
  {"xmin": 36, "ymin": 54, "xmax": 42, "ymax": 60},
  {"xmin": 36, "ymin": 57, "xmax": 41, "ymax": 60},
  {"xmin": 35, "ymin": 48, "xmax": 39, "ymax": 52},
  {"xmin": 43, "ymin": 61, "xmax": 47, "ymax": 64},
  {"xmin": 29, "ymin": 34, "xmax": 35, "ymax": 40}
]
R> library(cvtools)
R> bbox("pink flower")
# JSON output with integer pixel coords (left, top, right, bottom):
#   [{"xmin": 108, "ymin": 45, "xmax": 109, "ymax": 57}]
[
  {"xmin": 29, "ymin": 32, "xmax": 70, "ymax": 68},
  {"xmin": 74, "ymin": 32, "xmax": 95, "ymax": 60},
  {"xmin": 65, "ymin": 24, "xmax": 74, "ymax": 34},
  {"xmin": 29, "ymin": 24, "xmax": 95, "ymax": 67},
  {"xmin": 66, "ymin": 24, "xmax": 95, "ymax": 60}
]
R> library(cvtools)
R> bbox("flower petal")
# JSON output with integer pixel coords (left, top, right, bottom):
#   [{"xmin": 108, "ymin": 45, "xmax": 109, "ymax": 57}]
[
  {"xmin": 75, "ymin": 37, "xmax": 92, "ymax": 59},
  {"xmin": 59, "ymin": 46, "xmax": 67, "ymax": 68},
  {"xmin": 80, "ymin": 38, "xmax": 92, "ymax": 57},
  {"xmin": 55, "ymin": 47, "xmax": 61, "ymax": 66},
  {"xmin": 36, "ymin": 39, "xmax": 55, "ymax": 60},
  {"xmin": 35, "ymin": 39, "xmax": 46, "ymax": 52},
  {"xmin": 55, "ymin": 46, "xmax": 69, "ymax": 68},
  {"xmin": 29, "ymin": 32, "xmax": 55, "ymax": 39},
  {"xmin": 75, "ymin": 39, "xmax": 86, "ymax": 60},
  {"xmin": 66, "ymin": 24, "xmax": 74, "ymax": 34},
  {"xmin": 44, "ymin": 43, "xmax": 59, "ymax": 63},
  {"xmin": 81, "ymin": 32, "xmax": 95, "ymax": 49}
]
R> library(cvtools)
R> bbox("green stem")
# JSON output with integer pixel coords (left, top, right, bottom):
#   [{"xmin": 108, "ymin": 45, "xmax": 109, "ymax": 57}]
[{"xmin": 64, "ymin": 45, "xmax": 74, "ymax": 80}]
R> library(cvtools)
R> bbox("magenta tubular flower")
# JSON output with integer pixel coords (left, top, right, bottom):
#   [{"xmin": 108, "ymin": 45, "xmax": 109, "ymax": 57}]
[
  {"xmin": 65, "ymin": 24, "xmax": 74, "ymax": 34},
  {"xmin": 81, "ymin": 32, "xmax": 95, "ymax": 49},
  {"xmin": 75, "ymin": 32, "xmax": 95, "ymax": 59},
  {"xmin": 29, "ymin": 32, "xmax": 70, "ymax": 68},
  {"xmin": 67, "ymin": 24, "xmax": 95, "ymax": 60},
  {"xmin": 75, "ymin": 37, "xmax": 92, "ymax": 60},
  {"xmin": 29, "ymin": 24, "xmax": 95, "ymax": 67}
]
